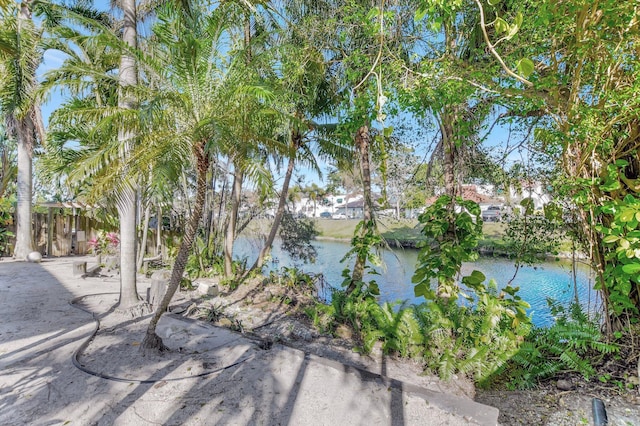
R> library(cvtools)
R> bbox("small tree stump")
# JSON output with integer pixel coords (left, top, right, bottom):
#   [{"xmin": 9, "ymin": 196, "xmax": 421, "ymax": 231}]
[
  {"xmin": 73, "ymin": 261, "xmax": 87, "ymax": 276},
  {"xmin": 148, "ymin": 270, "xmax": 171, "ymax": 311},
  {"xmin": 193, "ymin": 277, "xmax": 220, "ymax": 296}
]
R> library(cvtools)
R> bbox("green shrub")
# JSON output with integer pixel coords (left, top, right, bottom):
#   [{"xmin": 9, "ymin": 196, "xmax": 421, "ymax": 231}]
[
  {"xmin": 306, "ymin": 195, "xmax": 534, "ymax": 383},
  {"xmin": 412, "ymin": 195, "xmax": 532, "ymax": 382},
  {"xmin": 488, "ymin": 301, "xmax": 619, "ymax": 389}
]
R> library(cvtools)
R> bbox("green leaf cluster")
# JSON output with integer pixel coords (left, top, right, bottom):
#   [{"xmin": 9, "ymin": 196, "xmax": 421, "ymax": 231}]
[
  {"xmin": 0, "ymin": 197, "xmax": 14, "ymax": 255},
  {"xmin": 597, "ymin": 194, "xmax": 640, "ymax": 316},
  {"xmin": 412, "ymin": 195, "xmax": 482, "ymax": 300}
]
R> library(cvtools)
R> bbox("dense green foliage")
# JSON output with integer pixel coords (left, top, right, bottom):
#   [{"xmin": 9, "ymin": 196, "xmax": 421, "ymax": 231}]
[
  {"xmin": 412, "ymin": 195, "xmax": 531, "ymax": 380},
  {"xmin": 413, "ymin": 195, "xmax": 483, "ymax": 300},
  {"xmin": 0, "ymin": 198, "xmax": 13, "ymax": 255},
  {"xmin": 279, "ymin": 213, "xmax": 319, "ymax": 264},
  {"xmin": 598, "ymin": 194, "xmax": 640, "ymax": 317},
  {"xmin": 489, "ymin": 301, "xmax": 619, "ymax": 390}
]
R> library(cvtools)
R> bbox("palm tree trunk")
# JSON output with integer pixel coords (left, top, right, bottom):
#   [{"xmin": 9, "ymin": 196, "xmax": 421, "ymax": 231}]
[
  {"xmin": 118, "ymin": 191, "xmax": 140, "ymax": 308},
  {"xmin": 156, "ymin": 205, "xmax": 162, "ymax": 255},
  {"xmin": 224, "ymin": 166, "xmax": 243, "ymax": 277},
  {"xmin": 13, "ymin": 117, "xmax": 34, "ymax": 259},
  {"xmin": 247, "ymin": 132, "xmax": 299, "ymax": 274},
  {"xmin": 136, "ymin": 204, "xmax": 151, "ymax": 271},
  {"xmin": 349, "ymin": 124, "xmax": 374, "ymax": 291},
  {"xmin": 12, "ymin": 2, "xmax": 35, "ymax": 260},
  {"xmin": 205, "ymin": 168, "xmax": 215, "ymax": 248},
  {"xmin": 116, "ymin": 0, "xmax": 141, "ymax": 311},
  {"xmin": 212, "ymin": 174, "xmax": 228, "ymax": 250},
  {"xmin": 141, "ymin": 144, "xmax": 209, "ymax": 353}
]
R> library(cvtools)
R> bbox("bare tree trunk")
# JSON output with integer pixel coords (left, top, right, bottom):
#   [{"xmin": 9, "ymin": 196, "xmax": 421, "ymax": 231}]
[
  {"xmin": 205, "ymin": 167, "xmax": 216, "ymax": 248},
  {"xmin": 141, "ymin": 144, "xmax": 209, "ymax": 353},
  {"xmin": 440, "ymin": 113, "xmax": 458, "ymax": 199},
  {"xmin": 212, "ymin": 174, "xmax": 227, "ymax": 250},
  {"xmin": 156, "ymin": 205, "xmax": 162, "ymax": 255},
  {"xmin": 224, "ymin": 166, "xmax": 243, "ymax": 277},
  {"xmin": 136, "ymin": 204, "xmax": 151, "ymax": 271},
  {"xmin": 349, "ymin": 124, "xmax": 374, "ymax": 292}
]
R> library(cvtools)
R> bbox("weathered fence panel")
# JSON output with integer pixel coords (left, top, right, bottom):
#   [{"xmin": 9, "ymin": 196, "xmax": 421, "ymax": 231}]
[{"xmin": 2, "ymin": 207, "xmax": 178, "ymax": 263}]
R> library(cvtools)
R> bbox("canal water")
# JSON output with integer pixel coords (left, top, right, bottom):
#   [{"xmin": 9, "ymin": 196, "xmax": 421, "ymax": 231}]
[{"xmin": 235, "ymin": 237, "xmax": 599, "ymax": 327}]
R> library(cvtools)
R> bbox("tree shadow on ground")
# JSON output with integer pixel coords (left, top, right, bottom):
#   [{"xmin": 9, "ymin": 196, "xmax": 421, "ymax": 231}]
[{"xmin": 0, "ymin": 259, "xmax": 471, "ymax": 425}]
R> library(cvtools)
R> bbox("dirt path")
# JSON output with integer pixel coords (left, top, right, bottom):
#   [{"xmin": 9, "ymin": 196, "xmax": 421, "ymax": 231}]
[{"xmin": 0, "ymin": 257, "xmax": 497, "ymax": 425}]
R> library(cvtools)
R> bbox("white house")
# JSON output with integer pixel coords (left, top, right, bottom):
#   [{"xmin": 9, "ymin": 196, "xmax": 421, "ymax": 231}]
[{"xmin": 509, "ymin": 181, "xmax": 552, "ymax": 211}]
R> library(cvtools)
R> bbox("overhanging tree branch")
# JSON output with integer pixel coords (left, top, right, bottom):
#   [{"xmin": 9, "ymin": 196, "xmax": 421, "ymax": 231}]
[{"xmin": 474, "ymin": 0, "xmax": 533, "ymax": 88}]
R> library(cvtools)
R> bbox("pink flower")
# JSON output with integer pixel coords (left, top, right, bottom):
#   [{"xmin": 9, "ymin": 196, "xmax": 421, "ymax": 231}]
[
  {"xmin": 106, "ymin": 232, "xmax": 119, "ymax": 246},
  {"xmin": 88, "ymin": 231, "xmax": 120, "ymax": 254}
]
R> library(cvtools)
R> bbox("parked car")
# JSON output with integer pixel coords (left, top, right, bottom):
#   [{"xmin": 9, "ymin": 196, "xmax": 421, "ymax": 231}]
[
  {"xmin": 482, "ymin": 206, "xmax": 502, "ymax": 222},
  {"xmin": 320, "ymin": 212, "xmax": 332, "ymax": 218},
  {"xmin": 332, "ymin": 213, "xmax": 347, "ymax": 220}
]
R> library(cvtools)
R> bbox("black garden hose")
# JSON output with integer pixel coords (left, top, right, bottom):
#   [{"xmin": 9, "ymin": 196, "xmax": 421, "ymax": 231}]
[
  {"xmin": 69, "ymin": 292, "xmax": 251, "ymax": 384},
  {"xmin": 592, "ymin": 397, "xmax": 608, "ymax": 426}
]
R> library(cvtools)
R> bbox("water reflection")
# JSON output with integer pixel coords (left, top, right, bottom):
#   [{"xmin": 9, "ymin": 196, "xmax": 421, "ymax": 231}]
[{"xmin": 234, "ymin": 237, "xmax": 599, "ymax": 327}]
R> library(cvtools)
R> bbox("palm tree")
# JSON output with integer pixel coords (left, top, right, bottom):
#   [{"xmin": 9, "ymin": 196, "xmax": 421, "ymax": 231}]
[
  {"xmin": 115, "ymin": 0, "xmax": 143, "ymax": 310},
  {"xmin": 221, "ymin": 9, "xmax": 281, "ymax": 279},
  {"xmin": 38, "ymin": 0, "xmax": 168, "ymax": 312},
  {"xmin": 0, "ymin": 0, "xmax": 45, "ymax": 260},
  {"xmin": 136, "ymin": 1, "xmax": 273, "ymax": 352},
  {"xmin": 245, "ymin": 34, "xmax": 344, "ymax": 273}
]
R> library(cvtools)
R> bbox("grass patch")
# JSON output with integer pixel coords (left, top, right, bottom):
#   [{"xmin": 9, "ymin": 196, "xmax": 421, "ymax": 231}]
[
  {"xmin": 314, "ymin": 218, "xmax": 361, "ymax": 239},
  {"xmin": 246, "ymin": 217, "xmax": 509, "ymax": 246}
]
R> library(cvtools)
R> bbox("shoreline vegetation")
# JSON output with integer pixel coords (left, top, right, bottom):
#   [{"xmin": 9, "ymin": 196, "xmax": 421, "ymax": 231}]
[{"xmin": 244, "ymin": 218, "xmax": 584, "ymax": 260}]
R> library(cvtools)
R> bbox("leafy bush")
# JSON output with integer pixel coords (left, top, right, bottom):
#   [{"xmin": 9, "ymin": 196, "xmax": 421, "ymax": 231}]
[
  {"xmin": 488, "ymin": 301, "xmax": 619, "ymax": 389},
  {"xmin": 305, "ymin": 287, "xmax": 424, "ymax": 357},
  {"xmin": 307, "ymin": 195, "xmax": 534, "ymax": 383},
  {"xmin": 413, "ymin": 279, "xmax": 531, "ymax": 382},
  {"xmin": 279, "ymin": 213, "xmax": 319, "ymax": 264},
  {"xmin": 0, "ymin": 198, "xmax": 13, "ymax": 256},
  {"xmin": 598, "ymin": 194, "xmax": 640, "ymax": 317},
  {"xmin": 412, "ymin": 195, "xmax": 532, "ymax": 382},
  {"xmin": 503, "ymin": 208, "xmax": 563, "ymax": 266}
]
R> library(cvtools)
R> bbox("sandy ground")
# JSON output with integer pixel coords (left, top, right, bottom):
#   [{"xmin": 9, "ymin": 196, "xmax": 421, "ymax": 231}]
[{"xmin": 0, "ymin": 256, "xmax": 497, "ymax": 425}]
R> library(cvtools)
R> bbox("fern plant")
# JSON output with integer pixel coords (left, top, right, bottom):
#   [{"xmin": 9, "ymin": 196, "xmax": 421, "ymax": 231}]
[{"xmin": 488, "ymin": 301, "xmax": 619, "ymax": 389}]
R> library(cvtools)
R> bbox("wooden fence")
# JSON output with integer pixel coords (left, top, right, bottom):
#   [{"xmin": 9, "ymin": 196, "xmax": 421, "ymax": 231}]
[{"xmin": 2, "ymin": 209, "xmax": 172, "ymax": 259}]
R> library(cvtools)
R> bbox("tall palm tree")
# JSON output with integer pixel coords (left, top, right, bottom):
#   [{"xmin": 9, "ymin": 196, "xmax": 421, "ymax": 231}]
[
  {"xmin": 0, "ymin": 0, "xmax": 45, "ymax": 260},
  {"xmin": 115, "ymin": 0, "xmax": 143, "ymax": 310},
  {"xmin": 245, "ymin": 35, "xmax": 344, "ymax": 273},
  {"xmin": 221, "ymin": 9, "xmax": 280, "ymax": 279},
  {"xmin": 38, "ymin": 1, "xmax": 157, "ymax": 312},
  {"xmin": 137, "ymin": 1, "xmax": 272, "ymax": 352}
]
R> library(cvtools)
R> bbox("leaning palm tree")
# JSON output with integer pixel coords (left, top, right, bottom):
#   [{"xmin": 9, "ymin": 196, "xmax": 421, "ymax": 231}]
[
  {"xmin": 245, "ymin": 37, "xmax": 346, "ymax": 274},
  {"xmin": 136, "ymin": 1, "xmax": 273, "ymax": 353},
  {"xmin": 0, "ymin": 0, "xmax": 45, "ymax": 260}
]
